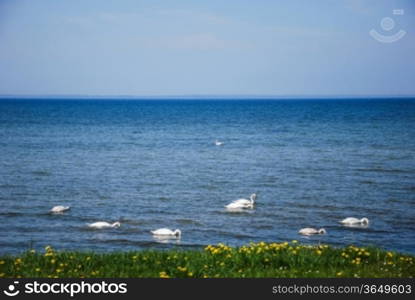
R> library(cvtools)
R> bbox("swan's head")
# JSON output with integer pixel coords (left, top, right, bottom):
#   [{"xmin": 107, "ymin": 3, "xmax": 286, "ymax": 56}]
[
  {"xmin": 250, "ymin": 193, "xmax": 257, "ymax": 201},
  {"xmin": 174, "ymin": 229, "xmax": 182, "ymax": 237},
  {"xmin": 361, "ymin": 218, "xmax": 369, "ymax": 225},
  {"xmin": 112, "ymin": 222, "xmax": 121, "ymax": 228},
  {"xmin": 318, "ymin": 228, "xmax": 327, "ymax": 235}
]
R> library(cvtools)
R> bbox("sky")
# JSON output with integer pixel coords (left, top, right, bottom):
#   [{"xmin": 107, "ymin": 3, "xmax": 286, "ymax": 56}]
[{"xmin": 0, "ymin": 0, "xmax": 414, "ymax": 97}]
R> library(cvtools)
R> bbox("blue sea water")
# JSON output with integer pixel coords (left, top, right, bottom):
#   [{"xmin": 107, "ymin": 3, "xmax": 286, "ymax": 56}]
[{"xmin": 0, "ymin": 98, "xmax": 414, "ymax": 254}]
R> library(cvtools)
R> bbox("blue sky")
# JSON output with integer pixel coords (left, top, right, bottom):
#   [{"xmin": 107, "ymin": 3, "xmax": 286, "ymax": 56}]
[{"xmin": 0, "ymin": 0, "xmax": 414, "ymax": 97}]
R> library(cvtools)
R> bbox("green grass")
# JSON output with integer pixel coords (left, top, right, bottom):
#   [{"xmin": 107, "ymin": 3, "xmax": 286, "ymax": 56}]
[{"xmin": 1, "ymin": 242, "xmax": 414, "ymax": 278}]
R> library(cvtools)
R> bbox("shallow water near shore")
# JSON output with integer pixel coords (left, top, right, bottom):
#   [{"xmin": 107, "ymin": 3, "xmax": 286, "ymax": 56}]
[{"xmin": 0, "ymin": 98, "xmax": 414, "ymax": 254}]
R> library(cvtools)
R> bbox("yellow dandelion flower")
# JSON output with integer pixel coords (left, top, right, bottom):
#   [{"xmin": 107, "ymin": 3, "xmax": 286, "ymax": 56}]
[
  {"xmin": 36, "ymin": 268, "xmax": 41, "ymax": 272},
  {"xmin": 336, "ymin": 272, "xmax": 343, "ymax": 276},
  {"xmin": 387, "ymin": 252, "xmax": 393, "ymax": 258},
  {"xmin": 159, "ymin": 271, "xmax": 169, "ymax": 278}
]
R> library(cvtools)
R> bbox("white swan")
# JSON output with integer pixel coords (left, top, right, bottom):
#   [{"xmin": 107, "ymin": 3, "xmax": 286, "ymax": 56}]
[
  {"xmin": 88, "ymin": 221, "xmax": 121, "ymax": 229},
  {"xmin": 340, "ymin": 217, "xmax": 369, "ymax": 225},
  {"xmin": 214, "ymin": 140, "xmax": 224, "ymax": 146},
  {"xmin": 299, "ymin": 228, "xmax": 327, "ymax": 236},
  {"xmin": 225, "ymin": 193, "xmax": 256, "ymax": 209},
  {"xmin": 151, "ymin": 228, "xmax": 181, "ymax": 238},
  {"xmin": 50, "ymin": 206, "xmax": 70, "ymax": 213}
]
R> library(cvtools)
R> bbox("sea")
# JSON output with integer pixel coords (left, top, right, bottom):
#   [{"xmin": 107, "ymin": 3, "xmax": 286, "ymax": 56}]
[{"xmin": 0, "ymin": 98, "xmax": 414, "ymax": 254}]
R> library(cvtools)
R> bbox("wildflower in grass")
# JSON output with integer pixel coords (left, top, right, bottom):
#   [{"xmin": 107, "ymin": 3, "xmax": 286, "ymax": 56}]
[
  {"xmin": 14, "ymin": 258, "xmax": 22, "ymax": 265},
  {"xmin": 0, "ymin": 273, "xmax": 5, "ymax": 277},
  {"xmin": 220, "ymin": 262, "xmax": 225, "ymax": 267},
  {"xmin": 336, "ymin": 272, "xmax": 343, "ymax": 276},
  {"xmin": 0, "ymin": 260, "xmax": 4, "ymax": 265},
  {"xmin": 292, "ymin": 240, "xmax": 298, "ymax": 244},
  {"xmin": 316, "ymin": 250, "xmax": 322, "ymax": 255},
  {"xmin": 387, "ymin": 252, "xmax": 393, "ymax": 258},
  {"xmin": 29, "ymin": 249, "xmax": 36, "ymax": 254},
  {"xmin": 50, "ymin": 259, "xmax": 56, "ymax": 264},
  {"xmin": 177, "ymin": 266, "xmax": 187, "ymax": 272},
  {"xmin": 36, "ymin": 268, "xmax": 41, "ymax": 272},
  {"xmin": 188, "ymin": 272, "xmax": 193, "ymax": 277},
  {"xmin": 159, "ymin": 271, "xmax": 169, "ymax": 278},
  {"xmin": 132, "ymin": 256, "xmax": 137, "ymax": 260}
]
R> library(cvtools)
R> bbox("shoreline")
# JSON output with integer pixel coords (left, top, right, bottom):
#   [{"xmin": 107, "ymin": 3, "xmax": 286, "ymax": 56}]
[{"xmin": 1, "ymin": 242, "xmax": 414, "ymax": 278}]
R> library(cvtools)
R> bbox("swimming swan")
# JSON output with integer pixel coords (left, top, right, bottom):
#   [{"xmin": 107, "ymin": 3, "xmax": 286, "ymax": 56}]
[
  {"xmin": 299, "ymin": 228, "xmax": 327, "ymax": 236},
  {"xmin": 88, "ymin": 221, "xmax": 121, "ymax": 229},
  {"xmin": 151, "ymin": 228, "xmax": 181, "ymax": 238},
  {"xmin": 340, "ymin": 217, "xmax": 369, "ymax": 225},
  {"xmin": 50, "ymin": 206, "xmax": 70, "ymax": 213},
  {"xmin": 225, "ymin": 193, "xmax": 257, "ymax": 209},
  {"xmin": 214, "ymin": 140, "xmax": 224, "ymax": 146}
]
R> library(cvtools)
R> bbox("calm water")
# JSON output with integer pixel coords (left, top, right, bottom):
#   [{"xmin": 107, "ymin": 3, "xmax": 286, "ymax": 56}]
[{"xmin": 0, "ymin": 99, "xmax": 414, "ymax": 254}]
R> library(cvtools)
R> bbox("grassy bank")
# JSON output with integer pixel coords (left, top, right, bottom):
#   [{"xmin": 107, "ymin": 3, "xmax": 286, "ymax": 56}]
[{"xmin": 0, "ymin": 242, "xmax": 414, "ymax": 278}]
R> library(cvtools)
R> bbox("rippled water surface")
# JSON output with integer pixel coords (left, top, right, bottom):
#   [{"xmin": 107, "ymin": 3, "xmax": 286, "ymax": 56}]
[{"xmin": 0, "ymin": 99, "xmax": 414, "ymax": 254}]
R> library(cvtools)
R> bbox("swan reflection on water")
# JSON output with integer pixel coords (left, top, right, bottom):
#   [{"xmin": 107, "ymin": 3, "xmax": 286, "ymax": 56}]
[{"xmin": 152, "ymin": 235, "xmax": 182, "ymax": 244}]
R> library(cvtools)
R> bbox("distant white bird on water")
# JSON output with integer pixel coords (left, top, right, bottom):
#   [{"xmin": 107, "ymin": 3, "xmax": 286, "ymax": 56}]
[
  {"xmin": 214, "ymin": 140, "xmax": 224, "ymax": 146},
  {"xmin": 225, "ymin": 193, "xmax": 257, "ymax": 209},
  {"xmin": 340, "ymin": 217, "xmax": 369, "ymax": 225},
  {"xmin": 50, "ymin": 206, "xmax": 70, "ymax": 213},
  {"xmin": 151, "ymin": 228, "xmax": 181, "ymax": 238},
  {"xmin": 88, "ymin": 221, "xmax": 121, "ymax": 229},
  {"xmin": 299, "ymin": 228, "xmax": 327, "ymax": 236}
]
